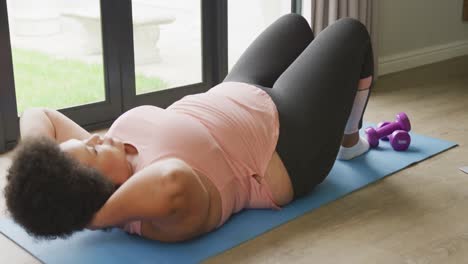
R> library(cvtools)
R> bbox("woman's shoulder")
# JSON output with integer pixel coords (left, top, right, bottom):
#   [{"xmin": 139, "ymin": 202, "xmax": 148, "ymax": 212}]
[
  {"xmin": 139, "ymin": 157, "xmax": 198, "ymax": 183},
  {"xmin": 109, "ymin": 105, "xmax": 165, "ymax": 127},
  {"xmin": 153, "ymin": 157, "xmax": 201, "ymax": 180},
  {"xmin": 126, "ymin": 105, "xmax": 165, "ymax": 114}
]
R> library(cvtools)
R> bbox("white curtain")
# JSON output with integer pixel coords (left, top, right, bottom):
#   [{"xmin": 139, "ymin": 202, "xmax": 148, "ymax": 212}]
[{"xmin": 310, "ymin": 0, "xmax": 379, "ymax": 77}]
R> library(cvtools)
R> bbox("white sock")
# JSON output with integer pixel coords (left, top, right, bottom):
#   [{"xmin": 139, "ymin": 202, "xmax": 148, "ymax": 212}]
[
  {"xmin": 337, "ymin": 76, "xmax": 373, "ymax": 161},
  {"xmin": 344, "ymin": 89, "xmax": 371, "ymax": 134},
  {"xmin": 344, "ymin": 75, "xmax": 373, "ymax": 135},
  {"xmin": 337, "ymin": 136, "xmax": 370, "ymax": 160}
]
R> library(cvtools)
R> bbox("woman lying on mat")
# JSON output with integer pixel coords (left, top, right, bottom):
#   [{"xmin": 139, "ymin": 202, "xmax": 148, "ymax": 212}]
[{"xmin": 4, "ymin": 14, "xmax": 374, "ymax": 242}]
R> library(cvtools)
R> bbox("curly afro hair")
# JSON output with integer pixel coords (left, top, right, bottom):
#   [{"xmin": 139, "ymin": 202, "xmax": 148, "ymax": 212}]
[{"xmin": 3, "ymin": 136, "xmax": 116, "ymax": 240}]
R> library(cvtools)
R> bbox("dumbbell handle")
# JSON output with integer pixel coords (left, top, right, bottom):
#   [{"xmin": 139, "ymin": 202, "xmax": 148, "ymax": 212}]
[{"xmin": 375, "ymin": 122, "xmax": 405, "ymax": 137}]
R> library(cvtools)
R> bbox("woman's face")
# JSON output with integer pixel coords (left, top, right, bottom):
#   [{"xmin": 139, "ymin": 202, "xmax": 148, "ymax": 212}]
[{"xmin": 60, "ymin": 134, "xmax": 133, "ymax": 185}]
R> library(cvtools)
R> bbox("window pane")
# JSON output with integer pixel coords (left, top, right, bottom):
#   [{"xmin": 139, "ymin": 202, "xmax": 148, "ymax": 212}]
[
  {"xmin": 302, "ymin": 0, "xmax": 312, "ymax": 26},
  {"xmin": 132, "ymin": 0, "xmax": 202, "ymax": 95},
  {"xmin": 228, "ymin": 0, "xmax": 291, "ymax": 71},
  {"xmin": 7, "ymin": 0, "xmax": 106, "ymax": 115}
]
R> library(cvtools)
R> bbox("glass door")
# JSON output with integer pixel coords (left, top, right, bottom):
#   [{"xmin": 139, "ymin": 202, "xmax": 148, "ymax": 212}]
[
  {"xmin": 228, "ymin": 0, "xmax": 294, "ymax": 71},
  {"xmin": 121, "ymin": 0, "xmax": 223, "ymax": 109},
  {"xmin": 0, "ymin": 0, "xmax": 123, "ymax": 152},
  {"xmin": 131, "ymin": 0, "xmax": 203, "ymax": 95},
  {"xmin": 0, "ymin": 0, "xmax": 297, "ymax": 153},
  {"xmin": 7, "ymin": 0, "xmax": 107, "ymax": 114},
  {"xmin": 301, "ymin": 0, "xmax": 311, "ymax": 26}
]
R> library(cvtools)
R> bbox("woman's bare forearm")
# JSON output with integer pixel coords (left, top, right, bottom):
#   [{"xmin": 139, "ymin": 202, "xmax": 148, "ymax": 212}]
[
  {"xmin": 19, "ymin": 107, "xmax": 91, "ymax": 143},
  {"xmin": 19, "ymin": 108, "xmax": 55, "ymax": 140},
  {"xmin": 89, "ymin": 161, "xmax": 184, "ymax": 229}
]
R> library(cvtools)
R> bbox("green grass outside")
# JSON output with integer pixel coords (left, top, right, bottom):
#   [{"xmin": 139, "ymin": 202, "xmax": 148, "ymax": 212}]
[{"xmin": 12, "ymin": 48, "xmax": 169, "ymax": 114}]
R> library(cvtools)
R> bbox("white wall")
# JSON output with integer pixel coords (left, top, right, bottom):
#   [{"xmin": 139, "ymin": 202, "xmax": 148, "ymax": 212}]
[{"xmin": 377, "ymin": 0, "xmax": 468, "ymax": 75}]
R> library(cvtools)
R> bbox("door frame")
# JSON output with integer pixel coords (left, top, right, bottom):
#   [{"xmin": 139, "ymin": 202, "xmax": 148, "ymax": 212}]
[{"xmin": 0, "ymin": 0, "xmax": 20, "ymax": 153}]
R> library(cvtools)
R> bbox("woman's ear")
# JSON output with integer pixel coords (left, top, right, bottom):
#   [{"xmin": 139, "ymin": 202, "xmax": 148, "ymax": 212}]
[{"xmin": 124, "ymin": 143, "xmax": 138, "ymax": 154}]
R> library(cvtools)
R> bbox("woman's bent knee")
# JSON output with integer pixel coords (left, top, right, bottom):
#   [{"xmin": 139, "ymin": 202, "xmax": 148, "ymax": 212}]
[
  {"xmin": 280, "ymin": 13, "xmax": 314, "ymax": 36},
  {"xmin": 335, "ymin": 17, "xmax": 370, "ymax": 42}
]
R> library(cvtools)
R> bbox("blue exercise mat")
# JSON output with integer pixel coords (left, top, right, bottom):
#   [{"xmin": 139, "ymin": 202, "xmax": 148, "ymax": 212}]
[{"xmin": 0, "ymin": 129, "xmax": 457, "ymax": 264}]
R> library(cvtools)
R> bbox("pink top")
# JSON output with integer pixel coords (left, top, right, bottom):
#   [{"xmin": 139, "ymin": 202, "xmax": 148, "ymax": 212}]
[{"xmin": 105, "ymin": 82, "xmax": 282, "ymax": 236}]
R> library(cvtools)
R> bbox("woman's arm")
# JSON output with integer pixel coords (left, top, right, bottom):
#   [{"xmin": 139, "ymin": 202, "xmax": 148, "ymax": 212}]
[
  {"xmin": 89, "ymin": 158, "xmax": 211, "ymax": 241},
  {"xmin": 19, "ymin": 108, "xmax": 91, "ymax": 143}
]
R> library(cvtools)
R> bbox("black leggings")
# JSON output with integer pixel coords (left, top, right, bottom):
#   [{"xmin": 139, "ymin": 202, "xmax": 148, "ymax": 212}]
[{"xmin": 223, "ymin": 13, "xmax": 374, "ymax": 199}]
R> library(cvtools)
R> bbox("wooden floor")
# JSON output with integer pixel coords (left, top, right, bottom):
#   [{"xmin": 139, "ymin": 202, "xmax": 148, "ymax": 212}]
[{"xmin": 0, "ymin": 55, "xmax": 467, "ymax": 263}]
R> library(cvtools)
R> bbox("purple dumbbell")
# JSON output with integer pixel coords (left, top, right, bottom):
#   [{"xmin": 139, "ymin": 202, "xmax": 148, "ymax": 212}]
[
  {"xmin": 388, "ymin": 130, "xmax": 411, "ymax": 151},
  {"xmin": 376, "ymin": 122, "xmax": 412, "ymax": 150},
  {"xmin": 365, "ymin": 112, "xmax": 411, "ymax": 148},
  {"xmin": 377, "ymin": 121, "xmax": 391, "ymax": 141},
  {"xmin": 375, "ymin": 122, "xmax": 411, "ymax": 150}
]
